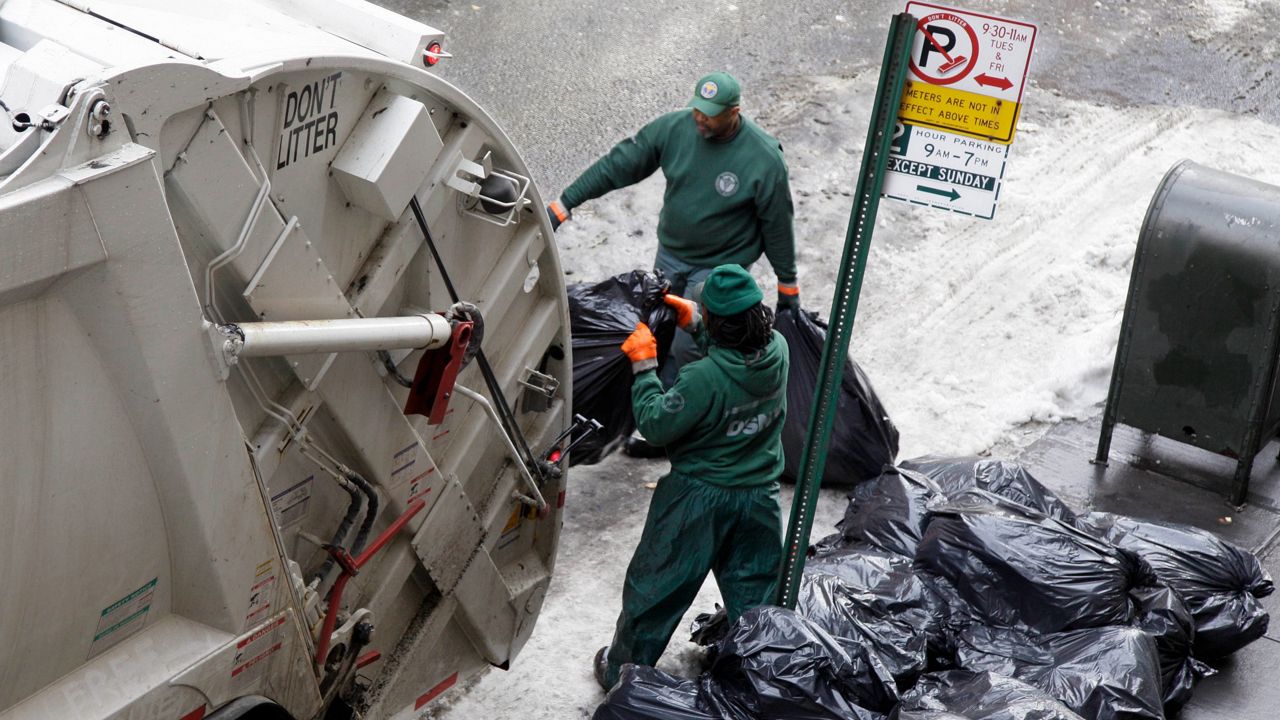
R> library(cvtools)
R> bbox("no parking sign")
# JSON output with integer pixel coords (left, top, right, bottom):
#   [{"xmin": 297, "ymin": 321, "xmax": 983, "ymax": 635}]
[{"xmin": 883, "ymin": 3, "xmax": 1037, "ymax": 219}]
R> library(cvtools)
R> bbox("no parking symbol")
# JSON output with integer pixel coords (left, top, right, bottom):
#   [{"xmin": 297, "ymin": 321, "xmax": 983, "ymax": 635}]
[{"xmin": 911, "ymin": 11, "xmax": 980, "ymax": 85}]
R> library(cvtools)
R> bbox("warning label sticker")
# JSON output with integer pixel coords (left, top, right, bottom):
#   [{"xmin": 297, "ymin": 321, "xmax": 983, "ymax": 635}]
[
  {"xmin": 88, "ymin": 577, "xmax": 157, "ymax": 657},
  {"xmin": 497, "ymin": 506, "xmax": 523, "ymax": 553},
  {"xmin": 271, "ymin": 476, "xmax": 314, "ymax": 529},
  {"xmin": 391, "ymin": 440, "xmax": 438, "ymax": 505},
  {"xmin": 244, "ymin": 559, "xmax": 277, "ymax": 628},
  {"xmin": 390, "ymin": 441, "xmax": 420, "ymax": 487},
  {"xmin": 231, "ymin": 615, "xmax": 286, "ymax": 688}
]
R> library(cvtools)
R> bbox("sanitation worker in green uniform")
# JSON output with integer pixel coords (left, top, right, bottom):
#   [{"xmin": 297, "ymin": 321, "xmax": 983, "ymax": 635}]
[
  {"xmin": 594, "ymin": 264, "xmax": 789, "ymax": 691},
  {"xmin": 548, "ymin": 72, "xmax": 800, "ymax": 406}
]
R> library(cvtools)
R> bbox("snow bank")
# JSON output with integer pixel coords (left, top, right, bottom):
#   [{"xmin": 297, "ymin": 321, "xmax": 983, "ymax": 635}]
[{"xmin": 556, "ymin": 72, "xmax": 1280, "ymax": 459}]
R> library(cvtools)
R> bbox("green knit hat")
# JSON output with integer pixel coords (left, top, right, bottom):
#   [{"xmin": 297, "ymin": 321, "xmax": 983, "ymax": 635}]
[{"xmin": 701, "ymin": 264, "xmax": 763, "ymax": 316}]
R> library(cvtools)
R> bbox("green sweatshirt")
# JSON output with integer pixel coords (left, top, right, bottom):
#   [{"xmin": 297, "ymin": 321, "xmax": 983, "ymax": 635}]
[
  {"xmin": 631, "ymin": 326, "xmax": 789, "ymax": 487},
  {"xmin": 561, "ymin": 110, "xmax": 797, "ymax": 284}
]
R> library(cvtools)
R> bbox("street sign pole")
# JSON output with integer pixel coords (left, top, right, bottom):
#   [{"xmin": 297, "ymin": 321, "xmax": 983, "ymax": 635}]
[{"xmin": 776, "ymin": 12, "xmax": 917, "ymax": 609}]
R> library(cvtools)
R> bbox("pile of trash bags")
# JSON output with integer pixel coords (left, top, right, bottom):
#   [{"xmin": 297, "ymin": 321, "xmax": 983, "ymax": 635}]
[
  {"xmin": 567, "ymin": 274, "xmax": 898, "ymax": 482},
  {"xmin": 596, "ymin": 456, "xmax": 1273, "ymax": 720}
]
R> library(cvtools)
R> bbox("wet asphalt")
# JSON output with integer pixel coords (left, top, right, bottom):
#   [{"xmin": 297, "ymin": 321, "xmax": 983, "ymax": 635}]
[{"xmin": 372, "ymin": 0, "xmax": 1280, "ymax": 197}]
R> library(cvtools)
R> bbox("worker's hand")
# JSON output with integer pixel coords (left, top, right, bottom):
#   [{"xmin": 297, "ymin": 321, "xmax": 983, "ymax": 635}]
[
  {"xmin": 621, "ymin": 322, "xmax": 659, "ymax": 374},
  {"xmin": 662, "ymin": 293, "xmax": 700, "ymax": 331},
  {"xmin": 776, "ymin": 281, "xmax": 801, "ymax": 311},
  {"xmin": 547, "ymin": 199, "xmax": 571, "ymax": 231}
]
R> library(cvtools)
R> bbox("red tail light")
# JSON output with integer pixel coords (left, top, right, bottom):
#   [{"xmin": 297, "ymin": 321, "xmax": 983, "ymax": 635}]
[{"xmin": 424, "ymin": 41, "xmax": 444, "ymax": 67}]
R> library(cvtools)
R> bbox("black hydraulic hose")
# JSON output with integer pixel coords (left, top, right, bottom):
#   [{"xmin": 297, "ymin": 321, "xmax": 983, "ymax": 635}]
[
  {"xmin": 313, "ymin": 477, "xmax": 363, "ymax": 584},
  {"xmin": 377, "ymin": 349, "xmax": 415, "ymax": 388},
  {"xmin": 410, "ymin": 196, "xmax": 461, "ymax": 297},
  {"xmin": 408, "ymin": 195, "xmax": 544, "ymax": 482},
  {"xmin": 344, "ymin": 470, "xmax": 379, "ymax": 555}
]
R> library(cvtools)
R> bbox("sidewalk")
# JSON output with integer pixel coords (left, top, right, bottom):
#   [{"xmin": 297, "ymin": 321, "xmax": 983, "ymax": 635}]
[{"xmin": 1016, "ymin": 418, "xmax": 1280, "ymax": 720}]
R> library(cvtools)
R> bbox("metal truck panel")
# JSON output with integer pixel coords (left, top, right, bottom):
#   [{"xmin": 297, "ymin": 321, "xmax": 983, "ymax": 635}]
[
  {"xmin": 332, "ymin": 89, "xmax": 444, "ymax": 222},
  {"xmin": 0, "ymin": 173, "xmax": 107, "ymax": 305},
  {"xmin": 250, "ymin": 0, "xmax": 445, "ymax": 66},
  {"xmin": 0, "ymin": 1, "xmax": 570, "ymax": 716},
  {"xmin": 0, "ymin": 144, "xmax": 300, "ymax": 716}
]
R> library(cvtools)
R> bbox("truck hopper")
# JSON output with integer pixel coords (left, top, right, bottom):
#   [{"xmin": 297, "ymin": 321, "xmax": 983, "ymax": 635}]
[{"xmin": 0, "ymin": 1, "xmax": 572, "ymax": 717}]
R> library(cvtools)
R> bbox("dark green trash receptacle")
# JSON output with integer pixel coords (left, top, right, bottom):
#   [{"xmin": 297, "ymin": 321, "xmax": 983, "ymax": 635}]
[{"xmin": 1096, "ymin": 160, "xmax": 1280, "ymax": 506}]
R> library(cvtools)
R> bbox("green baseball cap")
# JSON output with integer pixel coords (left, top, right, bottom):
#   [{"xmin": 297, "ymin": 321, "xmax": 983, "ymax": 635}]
[
  {"xmin": 701, "ymin": 264, "xmax": 763, "ymax": 316},
  {"xmin": 688, "ymin": 72, "xmax": 741, "ymax": 117}
]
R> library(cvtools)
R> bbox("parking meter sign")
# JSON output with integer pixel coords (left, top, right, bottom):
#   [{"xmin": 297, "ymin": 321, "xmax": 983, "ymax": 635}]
[
  {"xmin": 884, "ymin": 3, "xmax": 1037, "ymax": 220},
  {"xmin": 885, "ymin": 122, "xmax": 1008, "ymax": 219}
]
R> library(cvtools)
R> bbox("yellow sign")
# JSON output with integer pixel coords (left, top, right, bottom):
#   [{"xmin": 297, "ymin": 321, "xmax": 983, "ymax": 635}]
[{"xmin": 898, "ymin": 80, "xmax": 1021, "ymax": 144}]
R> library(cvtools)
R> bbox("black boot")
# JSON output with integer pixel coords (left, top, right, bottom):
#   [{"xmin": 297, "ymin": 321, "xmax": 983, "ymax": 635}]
[{"xmin": 594, "ymin": 646, "xmax": 611, "ymax": 691}]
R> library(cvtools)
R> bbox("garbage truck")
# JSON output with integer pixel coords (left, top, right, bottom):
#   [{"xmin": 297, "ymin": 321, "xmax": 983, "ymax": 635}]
[{"xmin": 0, "ymin": 1, "xmax": 573, "ymax": 717}]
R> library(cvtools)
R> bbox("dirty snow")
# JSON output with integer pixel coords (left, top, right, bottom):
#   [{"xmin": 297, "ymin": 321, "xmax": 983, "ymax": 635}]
[
  {"xmin": 429, "ymin": 71, "xmax": 1280, "ymax": 719},
  {"xmin": 554, "ymin": 74, "xmax": 1280, "ymax": 460},
  {"xmin": 1189, "ymin": 0, "xmax": 1255, "ymax": 39}
]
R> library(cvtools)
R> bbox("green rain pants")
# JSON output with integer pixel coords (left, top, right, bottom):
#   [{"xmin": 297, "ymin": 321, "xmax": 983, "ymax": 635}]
[{"xmin": 604, "ymin": 471, "xmax": 782, "ymax": 688}]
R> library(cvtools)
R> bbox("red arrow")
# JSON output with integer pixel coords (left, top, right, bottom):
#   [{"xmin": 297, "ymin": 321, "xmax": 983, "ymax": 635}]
[{"xmin": 975, "ymin": 74, "xmax": 1013, "ymax": 90}]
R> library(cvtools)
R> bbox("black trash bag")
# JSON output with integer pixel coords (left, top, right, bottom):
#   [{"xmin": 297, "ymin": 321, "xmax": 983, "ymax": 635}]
[
  {"xmin": 1077, "ymin": 511, "xmax": 1274, "ymax": 658},
  {"xmin": 701, "ymin": 606, "xmax": 894, "ymax": 719},
  {"xmin": 1130, "ymin": 582, "xmax": 1214, "ymax": 713},
  {"xmin": 797, "ymin": 573, "xmax": 929, "ymax": 689},
  {"xmin": 806, "ymin": 542, "xmax": 932, "ymax": 612},
  {"xmin": 914, "ymin": 492, "xmax": 1155, "ymax": 634},
  {"xmin": 806, "ymin": 542, "xmax": 947, "ymax": 669},
  {"xmin": 592, "ymin": 665, "xmax": 719, "ymax": 720},
  {"xmin": 690, "ymin": 605, "xmax": 729, "ymax": 647},
  {"xmin": 954, "ymin": 625, "xmax": 1165, "ymax": 720},
  {"xmin": 811, "ymin": 531, "xmax": 847, "ymax": 556},
  {"xmin": 911, "ymin": 570, "xmax": 984, "ymax": 662},
  {"xmin": 890, "ymin": 710, "xmax": 971, "ymax": 720},
  {"xmin": 895, "ymin": 670, "xmax": 1086, "ymax": 720},
  {"xmin": 900, "ymin": 456, "xmax": 1077, "ymax": 524},
  {"xmin": 834, "ymin": 466, "xmax": 946, "ymax": 557},
  {"xmin": 696, "ymin": 543, "xmax": 944, "ymax": 666},
  {"xmin": 567, "ymin": 270, "xmax": 676, "ymax": 465},
  {"xmin": 776, "ymin": 307, "xmax": 898, "ymax": 487}
]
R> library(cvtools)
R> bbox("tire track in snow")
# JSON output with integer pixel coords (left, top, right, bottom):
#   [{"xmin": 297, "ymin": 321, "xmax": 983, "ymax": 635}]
[
  {"xmin": 907, "ymin": 106, "xmax": 1197, "ymax": 340},
  {"xmin": 762, "ymin": 72, "xmax": 1280, "ymax": 458}
]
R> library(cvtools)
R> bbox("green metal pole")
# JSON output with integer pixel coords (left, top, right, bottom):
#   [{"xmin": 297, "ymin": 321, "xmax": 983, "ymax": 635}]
[{"xmin": 776, "ymin": 13, "xmax": 917, "ymax": 609}]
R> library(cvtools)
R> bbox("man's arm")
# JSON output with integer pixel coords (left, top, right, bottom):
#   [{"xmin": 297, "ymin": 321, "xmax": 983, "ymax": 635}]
[
  {"xmin": 757, "ymin": 161, "xmax": 799, "ymax": 306},
  {"xmin": 560, "ymin": 118, "xmax": 666, "ymax": 210},
  {"xmin": 757, "ymin": 166, "xmax": 797, "ymax": 283},
  {"xmin": 631, "ymin": 368, "xmax": 708, "ymax": 447}
]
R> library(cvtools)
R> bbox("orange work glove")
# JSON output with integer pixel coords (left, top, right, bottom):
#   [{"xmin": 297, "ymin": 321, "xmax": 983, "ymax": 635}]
[
  {"xmin": 546, "ymin": 199, "xmax": 571, "ymax": 230},
  {"xmin": 662, "ymin": 293, "xmax": 701, "ymax": 330},
  {"xmin": 621, "ymin": 322, "xmax": 659, "ymax": 374},
  {"xmin": 776, "ymin": 281, "xmax": 801, "ymax": 311}
]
